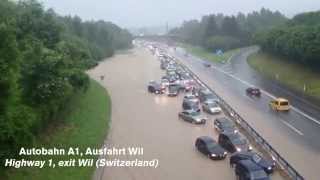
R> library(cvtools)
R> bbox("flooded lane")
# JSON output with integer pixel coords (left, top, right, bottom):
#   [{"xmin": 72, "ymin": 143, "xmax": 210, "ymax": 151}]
[{"xmin": 88, "ymin": 48, "xmax": 237, "ymax": 180}]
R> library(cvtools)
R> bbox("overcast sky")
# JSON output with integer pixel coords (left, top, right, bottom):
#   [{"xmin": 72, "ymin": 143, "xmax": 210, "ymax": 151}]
[{"xmin": 40, "ymin": 0, "xmax": 320, "ymax": 28}]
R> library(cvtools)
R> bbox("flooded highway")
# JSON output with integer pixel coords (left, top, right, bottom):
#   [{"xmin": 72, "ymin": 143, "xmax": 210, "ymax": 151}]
[
  {"xmin": 171, "ymin": 47, "xmax": 320, "ymax": 179},
  {"xmin": 88, "ymin": 47, "xmax": 283, "ymax": 180}
]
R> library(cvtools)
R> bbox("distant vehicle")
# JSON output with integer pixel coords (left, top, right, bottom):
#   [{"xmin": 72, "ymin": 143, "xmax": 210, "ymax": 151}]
[
  {"xmin": 204, "ymin": 62, "xmax": 211, "ymax": 67},
  {"xmin": 191, "ymin": 87, "xmax": 201, "ymax": 97},
  {"xmin": 202, "ymin": 101, "xmax": 222, "ymax": 114},
  {"xmin": 246, "ymin": 87, "xmax": 261, "ymax": 97},
  {"xmin": 161, "ymin": 78, "xmax": 170, "ymax": 87},
  {"xmin": 178, "ymin": 110, "xmax": 206, "ymax": 124},
  {"xmin": 183, "ymin": 94, "xmax": 199, "ymax": 104},
  {"xmin": 160, "ymin": 62, "xmax": 168, "ymax": 70},
  {"xmin": 230, "ymin": 152, "xmax": 276, "ymax": 174},
  {"xmin": 235, "ymin": 160, "xmax": 270, "ymax": 180},
  {"xmin": 214, "ymin": 117, "xmax": 238, "ymax": 134},
  {"xmin": 218, "ymin": 132, "xmax": 252, "ymax": 153},
  {"xmin": 148, "ymin": 81, "xmax": 165, "ymax": 94},
  {"xmin": 195, "ymin": 136, "xmax": 227, "ymax": 160},
  {"xmin": 167, "ymin": 84, "xmax": 180, "ymax": 96},
  {"xmin": 198, "ymin": 89, "xmax": 219, "ymax": 103},
  {"xmin": 182, "ymin": 94, "xmax": 200, "ymax": 111},
  {"xmin": 269, "ymin": 98, "xmax": 290, "ymax": 111}
]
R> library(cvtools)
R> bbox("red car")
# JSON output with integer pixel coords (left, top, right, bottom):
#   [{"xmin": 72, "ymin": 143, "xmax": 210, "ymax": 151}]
[{"xmin": 246, "ymin": 87, "xmax": 261, "ymax": 97}]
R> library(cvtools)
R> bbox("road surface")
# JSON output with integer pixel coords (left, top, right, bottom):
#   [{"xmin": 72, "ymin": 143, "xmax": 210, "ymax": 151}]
[
  {"xmin": 172, "ymin": 47, "xmax": 320, "ymax": 180},
  {"xmin": 88, "ymin": 48, "xmax": 283, "ymax": 180}
]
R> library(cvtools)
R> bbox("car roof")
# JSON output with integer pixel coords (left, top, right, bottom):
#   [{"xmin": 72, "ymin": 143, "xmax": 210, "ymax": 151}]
[
  {"xmin": 216, "ymin": 117, "xmax": 231, "ymax": 123},
  {"xmin": 233, "ymin": 151, "xmax": 255, "ymax": 157},
  {"xmin": 276, "ymin": 98, "xmax": 289, "ymax": 102},
  {"xmin": 221, "ymin": 132, "xmax": 242, "ymax": 139},
  {"xmin": 238, "ymin": 160, "xmax": 263, "ymax": 171}
]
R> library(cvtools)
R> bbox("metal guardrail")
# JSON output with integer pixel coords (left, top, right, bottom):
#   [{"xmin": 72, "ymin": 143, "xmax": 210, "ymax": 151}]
[{"xmin": 175, "ymin": 58, "xmax": 304, "ymax": 180}]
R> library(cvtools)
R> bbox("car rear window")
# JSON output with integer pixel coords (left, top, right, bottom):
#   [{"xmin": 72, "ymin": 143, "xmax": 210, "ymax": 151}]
[
  {"xmin": 280, "ymin": 101, "xmax": 289, "ymax": 106},
  {"xmin": 251, "ymin": 170, "xmax": 267, "ymax": 179}
]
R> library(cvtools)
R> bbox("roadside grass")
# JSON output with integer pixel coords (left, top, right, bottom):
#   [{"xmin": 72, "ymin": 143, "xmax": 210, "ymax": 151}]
[
  {"xmin": 248, "ymin": 52, "xmax": 320, "ymax": 99},
  {"xmin": 6, "ymin": 79, "xmax": 111, "ymax": 180},
  {"xmin": 181, "ymin": 44, "xmax": 240, "ymax": 63}
]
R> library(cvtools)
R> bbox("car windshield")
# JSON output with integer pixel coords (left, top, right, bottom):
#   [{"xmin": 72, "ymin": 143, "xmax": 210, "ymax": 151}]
[
  {"xmin": 190, "ymin": 111, "xmax": 200, "ymax": 116},
  {"xmin": 251, "ymin": 170, "xmax": 267, "ymax": 179},
  {"xmin": 207, "ymin": 142, "xmax": 218, "ymax": 149},
  {"xmin": 221, "ymin": 122, "xmax": 234, "ymax": 128},
  {"xmin": 205, "ymin": 93, "xmax": 215, "ymax": 99},
  {"xmin": 230, "ymin": 135, "xmax": 246, "ymax": 145},
  {"xmin": 206, "ymin": 102, "xmax": 218, "ymax": 107},
  {"xmin": 252, "ymin": 154, "xmax": 262, "ymax": 163},
  {"xmin": 169, "ymin": 85, "xmax": 179, "ymax": 91},
  {"xmin": 280, "ymin": 101, "xmax": 289, "ymax": 105}
]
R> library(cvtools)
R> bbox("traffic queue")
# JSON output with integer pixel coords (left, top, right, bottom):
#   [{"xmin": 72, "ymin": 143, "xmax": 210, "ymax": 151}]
[{"xmin": 146, "ymin": 45, "xmax": 276, "ymax": 180}]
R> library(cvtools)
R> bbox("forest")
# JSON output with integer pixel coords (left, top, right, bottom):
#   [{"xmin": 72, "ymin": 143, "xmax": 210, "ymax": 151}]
[
  {"xmin": 254, "ymin": 11, "xmax": 320, "ymax": 69},
  {"xmin": 169, "ymin": 8, "xmax": 287, "ymax": 51},
  {"xmin": 0, "ymin": 0, "xmax": 132, "ymax": 165}
]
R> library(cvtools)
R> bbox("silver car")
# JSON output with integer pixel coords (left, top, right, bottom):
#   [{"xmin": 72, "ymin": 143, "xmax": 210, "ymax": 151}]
[
  {"xmin": 178, "ymin": 110, "xmax": 207, "ymax": 124},
  {"xmin": 202, "ymin": 101, "xmax": 222, "ymax": 114}
]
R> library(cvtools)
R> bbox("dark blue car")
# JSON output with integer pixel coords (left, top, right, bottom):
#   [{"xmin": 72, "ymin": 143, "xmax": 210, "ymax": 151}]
[{"xmin": 230, "ymin": 151, "xmax": 276, "ymax": 174}]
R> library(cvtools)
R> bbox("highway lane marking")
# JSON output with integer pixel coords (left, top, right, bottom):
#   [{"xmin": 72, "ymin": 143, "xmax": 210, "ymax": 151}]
[
  {"xmin": 170, "ymin": 47, "xmax": 319, "ymax": 132},
  {"xmin": 187, "ymin": 57, "xmax": 320, "ymax": 127},
  {"xmin": 281, "ymin": 121, "xmax": 304, "ymax": 136}
]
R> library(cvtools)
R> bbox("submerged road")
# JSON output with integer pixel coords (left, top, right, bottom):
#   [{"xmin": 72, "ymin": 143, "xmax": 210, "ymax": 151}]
[
  {"xmin": 88, "ymin": 48, "xmax": 283, "ymax": 180},
  {"xmin": 171, "ymin": 47, "xmax": 320, "ymax": 180}
]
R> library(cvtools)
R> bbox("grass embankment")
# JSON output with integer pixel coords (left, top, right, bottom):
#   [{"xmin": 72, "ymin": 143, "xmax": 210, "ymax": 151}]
[
  {"xmin": 6, "ymin": 79, "xmax": 111, "ymax": 180},
  {"xmin": 181, "ymin": 44, "xmax": 240, "ymax": 63},
  {"xmin": 248, "ymin": 52, "xmax": 320, "ymax": 99}
]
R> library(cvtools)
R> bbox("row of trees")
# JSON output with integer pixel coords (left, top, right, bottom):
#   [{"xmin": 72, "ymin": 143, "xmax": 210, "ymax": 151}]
[
  {"xmin": 254, "ymin": 11, "xmax": 320, "ymax": 69},
  {"xmin": 170, "ymin": 8, "xmax": 287, "ymax": 51},
  {"xmin": 0, "ymin": 0, "xmax": 132, "ymax": 165}
]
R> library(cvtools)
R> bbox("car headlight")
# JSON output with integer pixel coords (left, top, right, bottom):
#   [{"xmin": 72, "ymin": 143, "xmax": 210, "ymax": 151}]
[
  {"xmin": 267, "ymin": 166, "xmax": 272, "ymax": 170},
  {"xmin": 223, "ymin": 152, "xmax": 227, "ymax": 155},
  {"xmin": 236, "ymin": 147, "xmax": 241, "ymax": 152},
  {"xmin": 248, "ymin": 146, "xmax": 253, "ymax": 151},
  {"xmin": 234, "ymin": 129, "xmax": 239, "ymax": 133},
  {"xmin": 211, "ymin": 154, "xmax": 217, "ymax": 157}
]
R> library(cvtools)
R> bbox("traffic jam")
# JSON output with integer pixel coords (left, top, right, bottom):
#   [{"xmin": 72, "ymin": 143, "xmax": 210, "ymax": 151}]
[{"xmin": 146, "ymin": 43, "xmax": 277, "ymax": 180}]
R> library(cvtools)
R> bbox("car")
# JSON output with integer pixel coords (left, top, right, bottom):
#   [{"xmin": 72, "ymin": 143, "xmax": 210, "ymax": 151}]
[
  {"xmin": 234, "ymin": 160, "xmax": 270, "ymax": 180},
  {"xmin": 204, "ymin": 62, "xmax": 211, "ymax": 67},
  {"xmin": 214, "ymin": 117, "xmax": 238, "ymax": 134},
  {"xmin": 235, "ymin": 160, "xmax": 270, "ymax": 180},
  {"xmin": 182, "ymin": 94, "xmax": 200, "ymax": 111},
  {"xmin": 160, "ymin": 62, "xmax": 168, "ymax": 70},
  {"xmin": 167, "ymin": 84, "xmax": 180, "ymax": 96},
  {"xmin": 198, "ymin": 89, "xmax": 219, "ymax": 102},
  {"xmin": 202, "ymin": 101, "xmax": 222, "ymax": 114},
  {"xmin": 183, "ymin": 94, "xmax": 199, "ymax": 104},
  {"xmin": 161, "ymin": 78, "xmax": 170, "ymax": 87},
  {"xmin": 148, "ymin": 81, "xmax": 165, "ymax": 94},
  {"xmin": 218, "ymin": 132, "xmax": 252, "ymax": 153},
  {"xmin": 230, "ymin": 152, "xmax": 276, "ymax": 174},
  {"xmin": 195, "ymin": 136, "xmax": 227, "ymax": 160},
  {"xmin": 178, "ymin": 110, "xmax": 206, "ymax": 124},
  {"xmin": 246, "ymin": 87, "xmax": 261, "ymax": 97},
  {"xmin": 269, "ymin": 98, "xmax": 290, "ymax": 111}
]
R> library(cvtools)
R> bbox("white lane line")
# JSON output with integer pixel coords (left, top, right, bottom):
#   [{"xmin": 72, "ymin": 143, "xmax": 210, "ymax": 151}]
[
  {"xmin": 281, "ymin": 121, "xmax": 304, "ymax": 136},
  {"xmin": 201, "ymin": 60, "xmax": 320, "ymax": 127},
  {"xmin": 172, "ymin": 48, "xmax": 320, "ymax": 127}
]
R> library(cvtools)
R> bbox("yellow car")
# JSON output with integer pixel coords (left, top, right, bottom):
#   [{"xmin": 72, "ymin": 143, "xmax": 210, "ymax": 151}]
[{"xmin": 269, "ymin": 98, "xmax": 290, "ymax": 111}]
